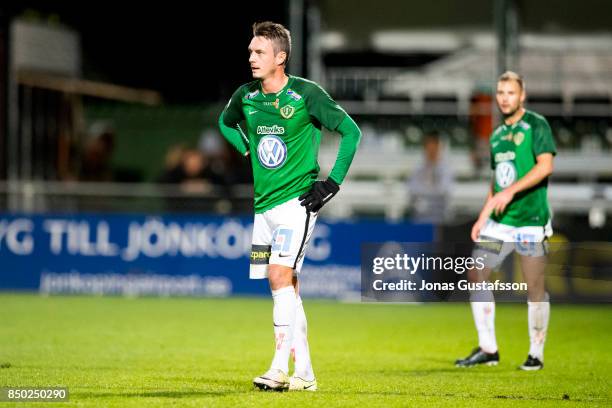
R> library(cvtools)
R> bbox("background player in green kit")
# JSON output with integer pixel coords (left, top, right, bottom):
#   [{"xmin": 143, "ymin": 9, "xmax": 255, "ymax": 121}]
[
  {"xmin": 455, "ymin": 71, "xmax": 556, "ymax": 371},
  {"xmin": 218, "ymin": 21, "xmax": 361, "ymax": 391}
]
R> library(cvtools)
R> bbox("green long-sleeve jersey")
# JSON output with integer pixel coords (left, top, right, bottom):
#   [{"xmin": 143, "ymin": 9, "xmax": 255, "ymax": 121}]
[
  {"xmin": 219, "ymin": 75, "xmax": 360, "ymax": 213},
  {"xmin": 490, "ymin": 110, "xmax": 557, "ymax": 227}
]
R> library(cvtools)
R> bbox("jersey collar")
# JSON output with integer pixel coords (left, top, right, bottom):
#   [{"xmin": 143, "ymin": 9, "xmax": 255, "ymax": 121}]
[
  {"xmin": 259, "ymin": 74, "xmax": 293, "ymax": 97},
  {"xmin": 503, "ymin": 109, "xmax": 527, "ymax": 130}
]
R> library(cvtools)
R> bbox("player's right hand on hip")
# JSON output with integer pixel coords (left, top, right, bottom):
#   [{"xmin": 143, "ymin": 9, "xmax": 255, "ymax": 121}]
[{"xmin": 299, "ymin": 179, "xmax": 340, "ymax": 213}]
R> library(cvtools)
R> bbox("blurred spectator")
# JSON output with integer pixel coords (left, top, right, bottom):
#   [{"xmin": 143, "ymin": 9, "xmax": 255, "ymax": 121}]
[
  {"xmin": 157, "ymin": 146, "xmax": 224, "ymax": 192},
  {"xmin": 199, "ymin": 127, "xmax": 252, "ymax": 185},
  {"xmin": 199, "ymin": 128, "xmax": 226, "ymax": 157},
  {"xmin": 157, "ymin": 144, "xmax": 187, "ymax": 183},
  {"xmin": 408, "ymin": 131, "xmax": 454, "ymax": 224},
  {"xmin": 78, "ymin": 122, "xmax": 142, "ymax": 182},
  {"xmin": 199, "ymin": 128, "xmax": 231, "ymax": 183},
  {"xmin": 469, "ymin": 92, "xmax": 493, "ymax": 175},
  {"xmin": 80, "ymin": 125, "xmax": 115, "ymax": 182}
]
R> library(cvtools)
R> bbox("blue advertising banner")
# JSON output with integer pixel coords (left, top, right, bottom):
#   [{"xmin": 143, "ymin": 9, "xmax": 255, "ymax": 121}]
[{"xmin": 0, "ymin": 213, "xmax": 434, "ymax": 298}]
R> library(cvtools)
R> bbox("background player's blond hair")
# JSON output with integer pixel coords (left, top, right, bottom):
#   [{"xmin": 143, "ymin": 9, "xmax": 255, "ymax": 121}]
[{"xmin": 498, "ymin": 70, "xmax": 525, "ymax": 90}]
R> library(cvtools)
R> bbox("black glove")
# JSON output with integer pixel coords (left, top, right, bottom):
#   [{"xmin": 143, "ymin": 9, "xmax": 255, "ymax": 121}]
[{"xmin": 299, "ymin": 179, "xmax": 340, "ymax": 212}]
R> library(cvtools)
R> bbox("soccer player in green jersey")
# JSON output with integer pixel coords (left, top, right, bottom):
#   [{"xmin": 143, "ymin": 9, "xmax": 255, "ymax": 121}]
[
  {"xmin": 455, "ymin": 71, "xmax": 556, "ymax": 371},
  {"xmin": 219, "ymin": 21, "xmax": 361, "ymax": 391}
]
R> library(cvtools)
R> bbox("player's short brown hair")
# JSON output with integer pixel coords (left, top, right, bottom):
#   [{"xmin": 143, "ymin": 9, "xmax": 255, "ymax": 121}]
[
  {"xmin": 252, "ymin": 21, "xmax": 291, "ymax": 65},
  {"xmin": 498, "ymin": 70, "xmax": 524, "ymax": 90}
]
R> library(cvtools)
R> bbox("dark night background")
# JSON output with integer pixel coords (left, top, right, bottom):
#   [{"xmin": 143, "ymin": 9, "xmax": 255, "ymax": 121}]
[
  {"xmin": 6, "ymin": 1, "xmax": 288, "ymax": 103},
  {"xmin": 7, "ymin": 0, "xmax": 612, "ymax": 104}
]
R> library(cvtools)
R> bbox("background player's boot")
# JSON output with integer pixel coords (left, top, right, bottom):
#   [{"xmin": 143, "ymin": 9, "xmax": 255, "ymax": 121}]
[
  {"xmin": 519, "ymin": 355, "xmax": 543, "ymax": 371},
  {"xmin": 253, "ymin": 369, "xmax": 289, "ymax": 391},
  {"xmin": 288, "ymin": 376, "xmax": 317, "ymax": 391},
  {"xmin": 455, "ymin": 347, "xmax": 499, "ymax": 367}
]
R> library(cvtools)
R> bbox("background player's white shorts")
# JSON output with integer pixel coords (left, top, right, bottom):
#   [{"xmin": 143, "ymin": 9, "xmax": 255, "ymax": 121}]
[
  {"xmin": 249, "ymin": 197, "xmax": 318, "ymax": 279},
  {"xmin": 473, "ymin": 219, "xmax": 553, "ymax": 269}
]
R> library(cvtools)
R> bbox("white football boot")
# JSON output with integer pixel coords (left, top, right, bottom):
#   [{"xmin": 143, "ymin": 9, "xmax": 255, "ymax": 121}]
[
  {"xmin": 253, "ymin": 369, "xmax": 289, "ymax": 391},
  {"xmin": 288, "ymin": 376, "xmax": 317, "ymax": 391}
]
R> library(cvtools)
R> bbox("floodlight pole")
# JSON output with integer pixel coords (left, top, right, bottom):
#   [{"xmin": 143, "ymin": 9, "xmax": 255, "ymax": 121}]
[
  {"xmin": 0, "ymin": 8, "xmax": 8, "ymax": 181},
  {"xmin": 306, "ymin": 1, "xmax": 323, "ymax": 84},
  {"xmin": 0, "ymin": 8, "xmax": 20, "ymax": 211},
  {"xmin": 288, "ymin": 0, "xmax": 304, "ymax": 77},
  {"xmin": 495, "ymin": 0, "xmax": 520, "ymax": 75}
]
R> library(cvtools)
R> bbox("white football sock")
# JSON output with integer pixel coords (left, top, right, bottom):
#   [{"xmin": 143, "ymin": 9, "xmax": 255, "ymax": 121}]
[
  {"xmin": 470, "ymin": 290, "xmax": 497, "ymax": 353},
  {"xmin": 270, "ymin": 286, "xmax": 297, "ymax": 374},
  {"xmin": 528, "ymin": 293, "xmax": 550, "ymax": 361},
  {"xmin": 291, "ymin": 296, "xmax": 315, "ymax": 381}
]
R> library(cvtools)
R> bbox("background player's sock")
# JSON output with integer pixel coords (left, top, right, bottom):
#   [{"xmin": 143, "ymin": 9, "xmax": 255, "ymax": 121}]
[
  {"xmin": 528, "ymin": 293, "xmax": 550, "ymax": 361},
  {"xmin": 270, "ymin": 286, "xmax": 297, "ymax": 374},
  {"xmin": 291, "ymin": 296, "xmax": 315, "ymax": 381},
  {"xmin": 470, "ymin": 290, "xmax": 497, "ymax": 353}
]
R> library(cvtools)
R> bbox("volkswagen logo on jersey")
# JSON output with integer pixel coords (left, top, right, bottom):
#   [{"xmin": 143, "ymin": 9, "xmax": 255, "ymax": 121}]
[
  {"xmin": 257, "ymin": 135, "xmax": 287, "ymax": 169},
  {"xmin": 495, "ymin": 161, "xmax": 517, "ymax": 188}
]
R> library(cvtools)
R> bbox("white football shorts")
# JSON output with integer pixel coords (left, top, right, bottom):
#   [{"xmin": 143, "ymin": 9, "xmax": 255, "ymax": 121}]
[
  {"xmin": 473, "ymin": 218, "xmax": 553, "ymax": 269},
  {"xmin": 249, "ymin": 197, "xmax": 318, "ymax": 279}
]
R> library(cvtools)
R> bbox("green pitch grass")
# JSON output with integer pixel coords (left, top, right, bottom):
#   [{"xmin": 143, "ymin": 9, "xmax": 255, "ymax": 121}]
[{"xmin": 0, "ymin": 294, "xmax": 610, "ymax": 407}]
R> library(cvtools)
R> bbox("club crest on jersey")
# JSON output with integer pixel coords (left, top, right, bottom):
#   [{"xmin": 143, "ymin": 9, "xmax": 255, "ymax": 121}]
[
  {"xmin": 257, "ymin": 135, "xmax": 287, "ymax": 169},
  {"xmin": 280, "ymin": 105, "xmax": 295, "ymax": 119},
  {"xmin": 513, "ymin": 132, "xmax": 525, "ymax": 145}
]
